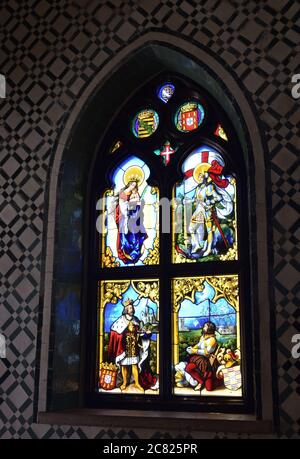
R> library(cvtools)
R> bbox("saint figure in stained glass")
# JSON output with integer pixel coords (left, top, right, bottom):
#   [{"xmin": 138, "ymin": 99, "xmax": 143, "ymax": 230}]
[
  {"xmin": 174, "ymin": 147, "xmax": 237, "ymax": 263},
  {"xmin": 102, "ymin": 157, "xmax": 159, "ymax": 267},
  {"xmin": 116, "ymin": 171, "xmax": 147, "ymax": 264}
]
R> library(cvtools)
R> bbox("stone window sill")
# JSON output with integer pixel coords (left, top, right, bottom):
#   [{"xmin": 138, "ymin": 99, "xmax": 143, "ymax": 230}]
[{"xmin": 38, "ymin": 409, "xmax": 273, "ymax": 434}]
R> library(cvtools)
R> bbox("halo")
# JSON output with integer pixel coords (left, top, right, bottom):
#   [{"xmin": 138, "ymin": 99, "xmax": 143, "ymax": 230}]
[
  {"xmin": 123, "ymin": 165, "xmax": 145, "ymax": 186},
  {"xmin": 193, "ymin": 162, "xmax": 211, "ymax": 183}
]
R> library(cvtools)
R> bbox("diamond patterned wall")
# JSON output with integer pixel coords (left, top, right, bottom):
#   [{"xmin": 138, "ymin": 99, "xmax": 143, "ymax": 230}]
[{"xmin": 0, "ymin": 0, "xmax": 299, "ymax": 438}]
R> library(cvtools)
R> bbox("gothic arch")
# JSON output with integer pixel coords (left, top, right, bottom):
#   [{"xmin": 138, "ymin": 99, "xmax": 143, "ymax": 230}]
[{"xmin": 37, "ymin": 32, "xmax": 273, "ymax": 424}]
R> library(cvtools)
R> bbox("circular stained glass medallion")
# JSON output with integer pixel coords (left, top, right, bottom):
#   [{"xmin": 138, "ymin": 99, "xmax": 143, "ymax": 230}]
[
  {"xmin": 157, "ymin": 83, "xmax": 175, "ymax": 103},
  {"xmin": 132, "ymin": 109, "xmax": 159, "ymax": 139},
  {"xmin": 174, "ymin": 101, "xmax": 205, "ymax": 133}
]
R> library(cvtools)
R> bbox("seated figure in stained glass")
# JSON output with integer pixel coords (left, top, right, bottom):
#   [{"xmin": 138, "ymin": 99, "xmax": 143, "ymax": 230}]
[{"xmin": 175, "ymin": 321, "xmax": 222, "ymax": 392}]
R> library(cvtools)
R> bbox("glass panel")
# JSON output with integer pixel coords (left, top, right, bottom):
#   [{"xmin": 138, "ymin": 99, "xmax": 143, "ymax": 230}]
[
  {"xmin": 101, "ymin": 156, "xmax": 159, "ymax": 267},
  {"xmin": 153, "ymin": 140, "xmax": 177, "ymax": 165},
  {"xmin": 110, "ymin": 140, "xmax": 122, "ymax": 154},
  {"xmin": 54, "ymin": 168, "xmax": 83, "ymax": 276},
  {"xmin": 173, "ymin": 146, "xmax": 238, "ymax": 263},
  {"xmin": 157, "ymin": 82, "xmax": 175, "ymax": 103},
  {"xmin": 172, "ymin": 275, "xmax": 242, "ymax": 397},
  {"xmin": 215, "ymin": 124, "xmax": 228, "ymax": 141},
  {"xmin": 174, "ymin": 101, "xmax": 205, "ymax": 132},
  {"xmin": 98, "ymin": 279, "xmax": 160, "ymax": 395},
  {"xmin": 51, "ymin": 282, "xmax": 81, "ymax": 409},
  {"xmin": 132, "ymin": 109, "xmax": 159, "ymax": 138}
]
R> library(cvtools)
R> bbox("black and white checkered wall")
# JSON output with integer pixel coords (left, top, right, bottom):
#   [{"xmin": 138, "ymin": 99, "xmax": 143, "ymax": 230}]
[{"xmin": 0, "ymin": 0, "xmax": 299, "ymax": 438}]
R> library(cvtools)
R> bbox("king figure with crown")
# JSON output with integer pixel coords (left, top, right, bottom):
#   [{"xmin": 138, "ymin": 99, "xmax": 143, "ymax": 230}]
[{"xmin": 107, "ymin": 298, "xmax": 158, "ymax": 392}]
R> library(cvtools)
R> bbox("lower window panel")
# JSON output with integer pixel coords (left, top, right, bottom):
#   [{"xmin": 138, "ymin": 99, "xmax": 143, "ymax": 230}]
[
  {"xmin": 97, "ymin": 274, "xmax": 242, "ymax": 400},
  {"xmin": 172, "ymin": 274, "xmax": 242, "ymax": 398},
  {"xmin": 98, "ymin": 279, "xmax": 160, "ymax": 395}
]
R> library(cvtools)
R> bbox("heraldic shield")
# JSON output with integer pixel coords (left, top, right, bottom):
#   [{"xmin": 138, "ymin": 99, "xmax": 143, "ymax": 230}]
[
  {"xmin": 222, "ymin": 365, "xmax": 242, "ymax": 391},
  {"xmin": 99, "ymin": 362, "xmax": 118, "ymax": 390}
]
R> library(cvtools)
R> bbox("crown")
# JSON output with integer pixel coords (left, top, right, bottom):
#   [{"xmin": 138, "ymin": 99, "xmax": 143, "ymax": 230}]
[
  {"xmin": 100, "ymin": 362, "xmax": 118, "ymax": 371},
  {"xmin": 181, "ymin": 102, "xmax": 197, "ymax": 113},
  {"xmin": 123, "ymin": 165, "xmax": 144, "ymax": 186},
  {"xmin": 123, "ymin": 298, "xmax": 134, "ymax": 307},
  {"xmin": 127, "ymin": 174, "xmax": 141, "ymax": 183}
]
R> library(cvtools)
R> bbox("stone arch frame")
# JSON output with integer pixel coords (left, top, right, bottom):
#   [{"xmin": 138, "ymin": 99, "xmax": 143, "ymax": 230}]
[{"xmin": 37, "ymin": 32, "xmax": 276, "ymax": 426}]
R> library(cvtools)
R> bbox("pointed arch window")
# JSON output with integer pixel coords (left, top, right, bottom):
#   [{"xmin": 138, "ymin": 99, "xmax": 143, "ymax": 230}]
[{"xmin": 88, "ymin": 74, "xmax": 252, "ymax": 412}]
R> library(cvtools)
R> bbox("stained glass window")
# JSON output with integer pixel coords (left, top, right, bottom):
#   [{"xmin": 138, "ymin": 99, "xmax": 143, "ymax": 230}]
[
  {"xmin": 93, "ymin": 75, "xmax": 249, "ymax": 411},
  {"xmin": 173, "ymin": 146, "xmax": 237, "ymax": 263}
]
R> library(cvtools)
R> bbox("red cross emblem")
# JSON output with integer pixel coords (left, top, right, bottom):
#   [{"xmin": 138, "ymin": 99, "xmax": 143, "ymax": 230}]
[{"xmin": 160, "ymin": 141, "xmax": 175, "ymax": 165}]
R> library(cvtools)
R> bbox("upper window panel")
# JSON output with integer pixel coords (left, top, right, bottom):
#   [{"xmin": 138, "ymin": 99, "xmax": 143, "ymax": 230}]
[
  {"xmin": 101, "ymin": 156, "xmax": 159, "ymax": 267},
  {"xmin": 173, "ymin": 146, "xmax": 237, "ymax": 263}
]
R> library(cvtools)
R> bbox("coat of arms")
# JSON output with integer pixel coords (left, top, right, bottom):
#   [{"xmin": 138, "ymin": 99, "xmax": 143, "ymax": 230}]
[
  {"xmin": 222, "ymin": 365, "xmax": 242, "ymax": 391},
  {"xmin": 182, "ymin": 109, "xmax": 198, "ymax": 131},
  {"xmin": 99, "ymin": 362, "xmax": 118, "ymax": 390}
]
